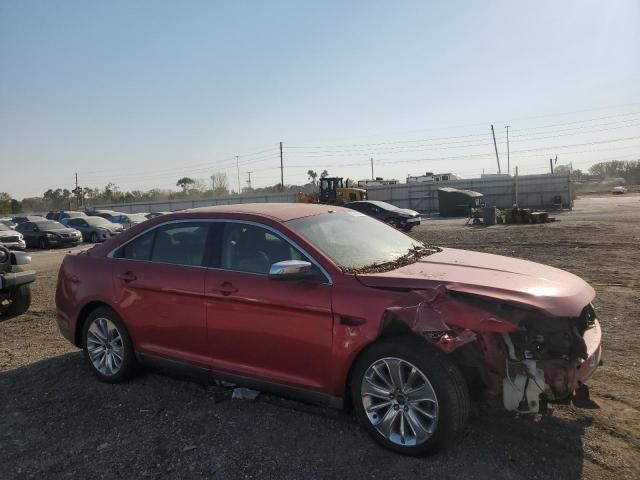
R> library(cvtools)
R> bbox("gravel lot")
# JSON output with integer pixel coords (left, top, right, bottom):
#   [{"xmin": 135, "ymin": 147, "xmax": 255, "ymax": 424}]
[{"xmin": 1, "ymin": 195, "xmax": 639, "ymax": 480}]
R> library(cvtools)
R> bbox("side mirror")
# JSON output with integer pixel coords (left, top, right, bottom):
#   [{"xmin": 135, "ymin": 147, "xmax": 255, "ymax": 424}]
[{"xmin": 268, "ymin": 260, "xmax": 316, "ymax": 281}]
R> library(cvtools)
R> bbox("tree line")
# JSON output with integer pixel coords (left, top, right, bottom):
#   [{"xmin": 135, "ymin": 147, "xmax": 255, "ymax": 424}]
[
  {"xmin": 2, "ymin": 161, "xmax": 637, "ymax": 215},
  {"xmin": 0, "ymin": 170, "xmax": 324, "ymax": 214}
]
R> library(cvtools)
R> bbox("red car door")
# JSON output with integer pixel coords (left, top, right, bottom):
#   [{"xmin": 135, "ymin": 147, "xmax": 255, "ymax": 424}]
[
  {"xmin": 111, "ymin": 222, "xmax": 211, "ymax": 366},
  {"xmin": 204, "ymin": 221, "xmax": 334, "ymax": 392}
]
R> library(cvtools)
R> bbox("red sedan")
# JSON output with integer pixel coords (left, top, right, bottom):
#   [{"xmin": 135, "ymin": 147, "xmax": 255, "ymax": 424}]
[{"xmin": 55, "ymin": 203, "xmax": 602, "ymax": 455}]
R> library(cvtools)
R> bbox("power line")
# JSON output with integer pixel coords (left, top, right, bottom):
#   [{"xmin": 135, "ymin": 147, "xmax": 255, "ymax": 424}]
[
  {"xmin": 286, "ymin": 110, "xmax": 640, "ymax": 150},
  {"xmin": 284, "ymin": 119, "xmax": 640, "ymax": 158}
]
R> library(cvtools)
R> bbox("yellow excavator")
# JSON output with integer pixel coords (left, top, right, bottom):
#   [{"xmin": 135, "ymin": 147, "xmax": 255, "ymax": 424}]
[{"xmin": 297, "ymin": 177, "xmax": 367, "ymax": 205}]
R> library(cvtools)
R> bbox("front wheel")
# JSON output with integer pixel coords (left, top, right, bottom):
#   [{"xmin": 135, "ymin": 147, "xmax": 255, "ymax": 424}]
[
  {"xmin": 0, "ymin": 284, "xmax": 31, "ymax": 320},
  {"xmin": 82, "ymin": 307, "xmax": 136, "ymax": 383},
  {"xmin": 385, "ymin": 218, "xmax": 400, "ymax": 229},
  {"xmin": 350, "ymin": 339, "xmax": 470, "ymax": 455},
  {"xmin": 38, "ymin": 237, "xmax": 47, "ymax": 249},
  {"xmin": 90, "ymin": 232, "xmax": 99, "ymax": 243}
]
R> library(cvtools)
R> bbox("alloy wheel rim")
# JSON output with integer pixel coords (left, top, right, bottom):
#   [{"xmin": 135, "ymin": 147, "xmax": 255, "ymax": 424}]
[
  {"xmin": 87, "ymin": 317, "xmax": 124, "ymax": 376},
  {"xmin": 361, "ymin": 357, "xmax": 439, "ymax": 446}
]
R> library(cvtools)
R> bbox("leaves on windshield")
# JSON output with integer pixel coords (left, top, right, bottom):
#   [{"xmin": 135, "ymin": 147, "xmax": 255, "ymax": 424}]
[{"xmin": 341, "ymin": 244, "xmax": 441, "ymax": 274}]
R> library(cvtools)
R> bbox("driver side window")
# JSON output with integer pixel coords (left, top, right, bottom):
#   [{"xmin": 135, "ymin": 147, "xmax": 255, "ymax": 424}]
[{"xmin": 220, "ymin": 223, "xmax": 306, "ymax": 275}]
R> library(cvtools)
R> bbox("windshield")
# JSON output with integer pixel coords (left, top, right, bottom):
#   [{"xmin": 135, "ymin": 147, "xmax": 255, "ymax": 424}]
[
  {"xmin": 287, "ymin": 211, "xmax": 437, "ymax": 273},
  {"xmin": 34, "ymin": 221, "xmax": 65, "ymax": 230},
  {"xmin": 367, "ymin": 201, "xmax": 400, "ymax": 211},
  {"xmin": 86, "ymin": 217, "xmax": 113, "ymax": 226},
  {"xmin": 67, "ymin": 212, "xmax": 86, "ymax": 218}
]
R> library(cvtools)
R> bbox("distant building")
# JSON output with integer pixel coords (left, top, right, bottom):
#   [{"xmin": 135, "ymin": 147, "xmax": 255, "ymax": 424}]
[
  {"xmin": 357, "ymin": 178, "xmax": 399, "ymax": 187},
  {"xmin": 406, "ymin": 172, "xmax": 459, "ymax": 184}
]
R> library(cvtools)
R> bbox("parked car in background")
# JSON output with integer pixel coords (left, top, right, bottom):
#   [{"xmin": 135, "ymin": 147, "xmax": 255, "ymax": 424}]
[
  {"xmin": 110, "ymin": 213, "xmax": 148, "ymax": 229},
  {"xmin": 65, "ymin": 216, "xmax": 124, "ymax": 243},
  {"xmin": 0, "ymin": 218, "xmax": 17, "ymax": 229},
  {"xmin": 0, "ymin": 245, "xmax": 35, "ymax": 320},
  {"xmin": 344, "ymin": 200, "xmax": 422, "ymax": 231},
  {"xmin": 16, "ymin": 220, "xmax": 82, "ymax": 249},
  {"xmin": 12, "ymin": 215, "xmax": 45, "ymax": 225},
  {"xmin": 55, "ymin": 203, "xmax": 601, "ymax": 455},
  {"xmin": 87, "ymin": 209, "xmax": 122, "ymax": 221},
  {"xmin": 46, "ymin": 210, "xmax": 88, "ymax": 222},
  {"xmin": 611, "ymin": 186, "xmax": 627, "ymax": 195},
  {"xmin": 0, "ymin": 223, "xmax": 26, "ymax": 250},
  {"xmin": 145, "ymin": 211, "xmax": 171, "ymax": 219}
]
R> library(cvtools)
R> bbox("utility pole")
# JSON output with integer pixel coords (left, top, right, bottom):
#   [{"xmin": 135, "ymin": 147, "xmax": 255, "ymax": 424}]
[
  {"xmin": 549, "ymin": 158, "xmax": 554, "ymax": 174},
  {"xmin": 236, "ymin": 156, "xmax": 241, "ymax": 194},
  {"xmin": 505, "ymin": 125, "xmax": 510, "ymax": 175},
  {"xmin": 279, "ymin": 142, "xmax": 284, "ymax": 192},
  {"xmin": 491, "ymin": 125, "xmax": 501, "ymax": 174},
  {"xmin": 74, "ymin": 172, "xmax": 82, "ymax": 209},
  {"xmin": 370, "ymin": 158, "xmax": 374, "ymax": 180},
  {"xmin": 515, "ymin": 166, "xmax": 519, "ymax": 206},
  {"xmin": 246, "ymin": 171, "xmax": 253, "ymax": 190}
]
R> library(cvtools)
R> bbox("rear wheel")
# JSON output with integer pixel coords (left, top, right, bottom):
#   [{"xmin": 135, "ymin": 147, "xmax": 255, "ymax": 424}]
[
  {"xmin": 351, "ymin": 339, "xmax": 470, "ymax": 455},
  {"xmin": 82, "ymin": 307, "xmax": 136, "ymax": 383}
]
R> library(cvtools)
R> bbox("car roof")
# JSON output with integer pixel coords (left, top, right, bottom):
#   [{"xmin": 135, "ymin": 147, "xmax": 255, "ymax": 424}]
[
  {"xmin": 184, "ymin": 203, "xmax": 342, "ymax": 222},
  {"xmin": 347, "ymin": 200, "xmax": 398, "ymax": 209}
]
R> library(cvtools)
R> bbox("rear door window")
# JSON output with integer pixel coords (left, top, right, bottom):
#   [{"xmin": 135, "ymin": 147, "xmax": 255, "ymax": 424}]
[
  {"xmin": 116, "ymin": 222, "xmax": 211, "ymax": 266},
  {"xmin": 150, "ymin": 223, "xmax": 210, "ymax": 266},
  {"xmin": 118, "ymin": 230, "xmax": 154, "ymax": 261}
]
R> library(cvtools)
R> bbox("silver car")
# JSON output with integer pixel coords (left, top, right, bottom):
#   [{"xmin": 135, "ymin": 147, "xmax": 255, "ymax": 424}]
[
  {"xmin": 65, "ymin": 216, "xmax": 124, "ymax": 243},
  {"xmin": 109, "ymin": 213, "xmax": 148, "ymax": 230}
]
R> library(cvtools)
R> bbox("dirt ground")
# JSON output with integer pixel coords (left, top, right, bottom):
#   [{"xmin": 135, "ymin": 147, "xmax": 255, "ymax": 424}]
[{"xmin": 1, "ymin": 194, "xmax": 639, "ymax": 480}]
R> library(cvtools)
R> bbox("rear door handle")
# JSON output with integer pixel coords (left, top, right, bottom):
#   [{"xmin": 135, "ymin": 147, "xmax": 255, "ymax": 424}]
[
  {"xmin": 116, "ymin": 271, "xmax": 137, "ymax": 283},
  {"xmin": 210, "ymin": 282, "xmax": 238, "ymax": 296}
]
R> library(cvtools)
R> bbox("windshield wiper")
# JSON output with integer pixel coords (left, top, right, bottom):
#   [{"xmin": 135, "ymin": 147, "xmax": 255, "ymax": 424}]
[{"xmin": 342, "ymin": 244, "xmax": 441, "ymax": 274}]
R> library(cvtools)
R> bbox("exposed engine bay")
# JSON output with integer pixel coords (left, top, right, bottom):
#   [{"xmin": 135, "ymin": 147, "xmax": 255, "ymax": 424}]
[
  {"xmin": 379, "ymin": 287, "xmax": 602, "ymax": 414},
  {"xmin": 476, "ymin": 303, "xmax": 601, "ymax": 413}
]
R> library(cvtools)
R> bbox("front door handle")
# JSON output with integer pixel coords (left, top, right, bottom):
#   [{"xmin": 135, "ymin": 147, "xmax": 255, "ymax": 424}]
[
  {"xmin": 210, "ymin": 282, "xmax": 238, "ymax": 296},
  {"xmin": 116, "ymin": 271, "xmax": 137, "ymax": 283}
]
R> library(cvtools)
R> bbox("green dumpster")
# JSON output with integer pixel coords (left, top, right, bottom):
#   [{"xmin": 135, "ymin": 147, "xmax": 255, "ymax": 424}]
[{"xmin": 437, "ymin": 187, "xmax": 484, "ymax": 217}]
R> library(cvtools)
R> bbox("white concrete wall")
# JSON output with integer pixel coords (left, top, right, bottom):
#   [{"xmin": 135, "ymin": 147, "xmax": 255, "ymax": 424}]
[{"xmin": 90, "ymin": 173, "xmax": 572, "ymax": 214}]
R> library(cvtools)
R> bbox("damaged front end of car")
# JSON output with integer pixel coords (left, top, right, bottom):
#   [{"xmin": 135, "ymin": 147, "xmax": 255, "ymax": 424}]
[{"xmin": 380, "ymin": 286, "xmax": 602, "ymax": 414}]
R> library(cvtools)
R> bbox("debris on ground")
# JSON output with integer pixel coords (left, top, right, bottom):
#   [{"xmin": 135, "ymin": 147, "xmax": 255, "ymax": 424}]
[{"xmin": 231, "ymin": 387, "xmax": 260, "ymax": 400}]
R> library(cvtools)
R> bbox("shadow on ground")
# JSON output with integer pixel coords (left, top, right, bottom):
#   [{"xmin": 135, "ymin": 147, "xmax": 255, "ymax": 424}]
[{"xmin": 0, "ymin": 353, "xmax": 587, "ymax": 479}]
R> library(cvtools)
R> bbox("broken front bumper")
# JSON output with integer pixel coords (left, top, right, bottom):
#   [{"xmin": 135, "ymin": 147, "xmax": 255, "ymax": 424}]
[{"xmin": 544, "ymin": 319, "xmax": 602, "ymax": 400}]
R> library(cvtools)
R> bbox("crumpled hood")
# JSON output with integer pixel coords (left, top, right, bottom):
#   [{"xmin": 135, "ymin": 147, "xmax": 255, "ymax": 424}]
[{"xmin": 356, "ymin": 248, "xmax": 594, "ymax": 317}]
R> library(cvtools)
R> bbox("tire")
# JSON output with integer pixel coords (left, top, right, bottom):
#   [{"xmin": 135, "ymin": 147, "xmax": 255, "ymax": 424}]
[
  {"xmin": 385, "ymin": 218, "xmax": 399, "ymax": 229},
  {"xmin": 401, "ymin": 224, "xmax": 414, "ymax": 232},
  {"xmin": 350, "ymin": 338, "xmax": 470, "ymax": 456},
  {"xmin": 0, "ymin": 284, "xmax": 31, "ymax": 319},
  {"xmin": 82, "ymin": 306, "xmax": 136, "ymax": 383},
  {"xmin": 90, "ymin": 232, "xmax": 99, "ymax": 243},
  {"xmin": 38, "ymin": 237, "xmax": 47, "ymax": 249}
]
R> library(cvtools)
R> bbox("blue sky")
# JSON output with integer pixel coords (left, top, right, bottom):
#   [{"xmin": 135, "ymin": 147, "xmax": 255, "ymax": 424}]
[{"xmin": 1, "ymin": 0, "xmax": 639, "ymax": 198}]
